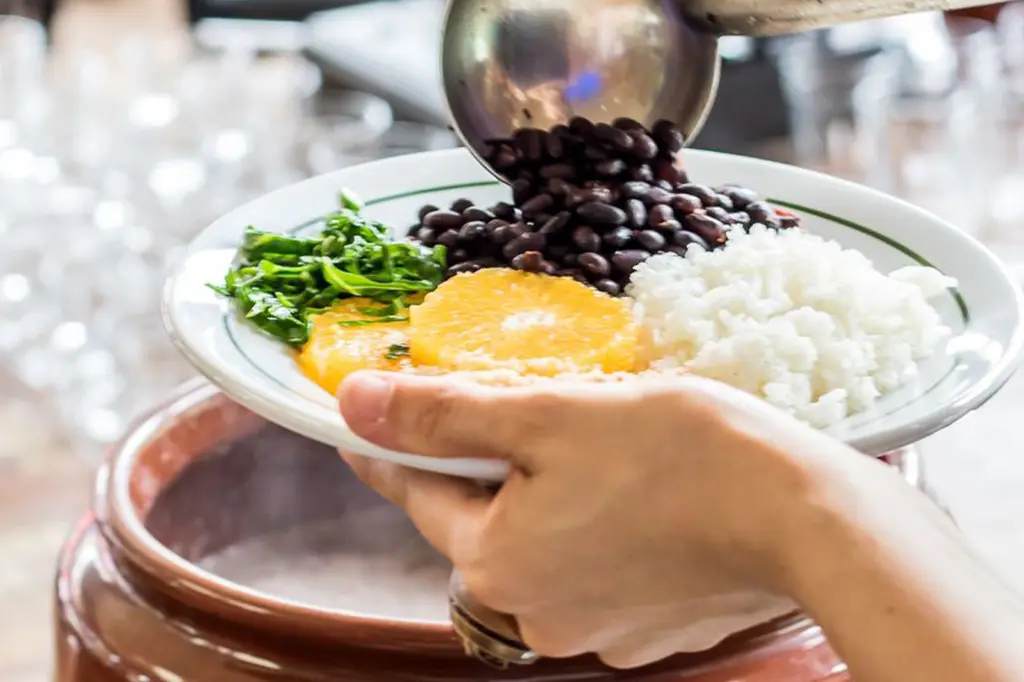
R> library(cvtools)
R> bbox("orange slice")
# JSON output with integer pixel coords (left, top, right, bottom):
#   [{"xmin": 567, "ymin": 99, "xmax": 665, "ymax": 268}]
[
  {"xmin": 408, "ymin": 269, "xmax": 640, "ymax": 375},
  {"xmin": 298, "ymin": 298, "xmax": 416, "ymax": 395}
]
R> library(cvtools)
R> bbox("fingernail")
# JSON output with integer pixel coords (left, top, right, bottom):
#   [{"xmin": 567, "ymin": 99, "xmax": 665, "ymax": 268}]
[{"xmin": 339, "ymin": 373, "xmax": 394, "ymax": 427}]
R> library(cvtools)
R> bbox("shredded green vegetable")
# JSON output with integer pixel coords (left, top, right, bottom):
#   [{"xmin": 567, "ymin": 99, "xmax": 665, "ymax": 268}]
[{"xmin": 209, "ymin": 189, "xmax": 446, "ymax": 347}]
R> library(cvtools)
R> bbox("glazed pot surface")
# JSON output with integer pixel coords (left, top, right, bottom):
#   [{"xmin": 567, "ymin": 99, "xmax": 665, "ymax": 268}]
[{"xmin": 55, "ymin": 380, "xmax": 855, "ymax": 681}]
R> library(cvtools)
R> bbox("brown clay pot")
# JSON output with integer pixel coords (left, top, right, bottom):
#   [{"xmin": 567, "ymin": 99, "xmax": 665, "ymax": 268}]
[{"xmin": 53, "ymin": 379, "xmax": 929, "ymax": 682}]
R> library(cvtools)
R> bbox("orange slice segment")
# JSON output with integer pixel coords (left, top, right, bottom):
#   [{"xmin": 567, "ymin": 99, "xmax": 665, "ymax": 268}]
[
  {"xmin": 298, "ymin": 298, "xmax": 415, "ymax": 395},
  {"xmin": 408, "ymin": 269, "xmax": 640, "ymax": 375}
]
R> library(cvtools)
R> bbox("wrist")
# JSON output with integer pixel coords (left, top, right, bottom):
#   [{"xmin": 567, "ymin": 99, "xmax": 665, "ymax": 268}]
[{"xmin": 773, "ymin": 448, "xmax": 904, "ymax": 601}]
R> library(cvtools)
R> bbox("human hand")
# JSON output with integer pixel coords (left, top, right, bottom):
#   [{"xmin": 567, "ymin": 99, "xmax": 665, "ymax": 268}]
[{"xmin": 337, "ymin": 372, "xmax": 857, "ymax": 668}]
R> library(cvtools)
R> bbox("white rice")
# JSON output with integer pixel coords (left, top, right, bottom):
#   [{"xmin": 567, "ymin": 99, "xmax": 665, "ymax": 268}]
[{"xmin": 626, "ymin": 225, "xmax": 957, "ymax": 427}]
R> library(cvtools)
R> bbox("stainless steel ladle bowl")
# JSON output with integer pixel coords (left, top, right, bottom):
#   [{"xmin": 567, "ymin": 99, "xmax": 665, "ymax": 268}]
[{"xmin": 441, "ymin": 0, "xmax": 998, "ymax": 183}]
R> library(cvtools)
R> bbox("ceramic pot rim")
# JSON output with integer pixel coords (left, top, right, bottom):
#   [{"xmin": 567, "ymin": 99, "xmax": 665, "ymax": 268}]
[{"xmin": 97, "ymin": 377, "xmax": 459, "ymax": 645}]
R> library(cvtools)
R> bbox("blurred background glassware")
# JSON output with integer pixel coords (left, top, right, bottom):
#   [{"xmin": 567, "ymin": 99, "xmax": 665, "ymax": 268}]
[{"xmin": 773, "ymin": 27, "xmax": 904, "ymax": 189}]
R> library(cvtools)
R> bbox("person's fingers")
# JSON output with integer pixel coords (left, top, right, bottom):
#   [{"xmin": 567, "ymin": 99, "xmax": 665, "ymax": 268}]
[
  {"xmin": 339, "ymin": 371, "xmax": 554, "ymax": 467},
  {"xmin": 339, "ymin": 451, "xmax": 490, "ymax": 563}
]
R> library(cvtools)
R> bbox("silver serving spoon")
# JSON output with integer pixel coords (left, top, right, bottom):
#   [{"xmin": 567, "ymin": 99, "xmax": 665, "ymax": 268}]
[
  {"xmin": 442, "ymin": 0, "xmax": 1001, "ymax": 182},
  {"xmin": 441, "ymin": 0, "xmax": 997, "ymax": 667}
]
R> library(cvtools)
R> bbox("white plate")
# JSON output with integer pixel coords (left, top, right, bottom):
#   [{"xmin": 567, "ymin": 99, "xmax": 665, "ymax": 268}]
[{"xmin": 164, "ymin": 148, "xmax": 1024, "ymax": 482}]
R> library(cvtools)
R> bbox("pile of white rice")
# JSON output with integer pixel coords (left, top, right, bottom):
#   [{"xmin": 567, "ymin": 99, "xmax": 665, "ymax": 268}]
[{"xmin": 626, "ymin": 225, "xmax": 956, "ymax": 427}]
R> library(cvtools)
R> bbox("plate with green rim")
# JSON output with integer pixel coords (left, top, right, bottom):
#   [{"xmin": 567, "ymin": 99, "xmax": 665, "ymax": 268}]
[{"xmin": 163, "ymin": 148, "xmax": 1024, "ymax": 482}]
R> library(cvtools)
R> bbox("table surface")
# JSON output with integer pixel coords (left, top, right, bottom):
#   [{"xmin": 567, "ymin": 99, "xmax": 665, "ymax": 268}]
[{"xmin": 2, "ymin": 3, "xmax": 1024, "ymax": 681}]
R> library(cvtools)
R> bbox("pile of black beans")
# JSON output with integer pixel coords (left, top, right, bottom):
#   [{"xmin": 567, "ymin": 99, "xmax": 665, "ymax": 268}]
[{"xmin": 406, "ymin": 116, "xmax": 800, "ymax": 295}]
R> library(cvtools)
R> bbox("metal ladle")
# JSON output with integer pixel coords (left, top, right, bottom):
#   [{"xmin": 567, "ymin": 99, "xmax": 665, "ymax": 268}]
[
  {"xmin": 441, "ymin": 0, "xmax": 997, "ymax": 667},
  {"xmin": 441, "ymin": 0, "xmax": 1000, "ymax": 182}
]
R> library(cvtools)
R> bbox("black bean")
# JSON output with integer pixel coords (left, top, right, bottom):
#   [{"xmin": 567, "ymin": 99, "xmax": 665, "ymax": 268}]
[
  {"xmin": 458, "ymin": 221, "xmax": 488, "ymax": 241},
  {"xmin": 683, "ymin": 213, "xmax": 726, "ymax": 244},
  {"xmin": 544, "ymin": 132, "xmax": 565, "ymax": 159},
  {"xmin": 540, "ymin": 163, "xmax": 576, "ymax": 180},
  {"xmin": 652, "ymin": 119, "xmax": 685, "ymax": 153},
  {"xmin": 561, "ymin": 253, "xmax": 579, "ymax": 268},
  {"xmin": 503, "ymin": 233, "xmax": 547, "ymax": 260},
  {"xmin": 414, "ymin": 226, "xmax": 436, "ymax": 245},
  {"xmin": 677, "ymin": 183, "xmax": 718, "ymax": 206},
  {"xmin": 657, "ymin": 219, "xmax": 683, "ymax": 236},
  {"xmin": 539, "ymin": 211, "xmax": 571, "ymax": 236},
  {"xmin": 654, "ymin": 158, "xmax": 682, "ymax": 185},
  {"xmin": 512, "ymin": 178, "xmax": 532, "ymax": 205},
  {"xmin": 572, "ymin": 226, "xmax": 601, "ymax": 252},
  {"xmin": 595, "ymin": 159, "xmax": 627, "ymax": 176},
  {"xmin": 706, "ymin": 207, "xmax": 732, "ymax": 223},
  {"xmin": 648, "ymin": 204, "xmax": 674, "ymax": 227},
  {"xmin": 621, "ymin": 181, "xmax": 652, "ymax": 199},
  {"xmin": 532, "ymin": 212, "xmax": 552, "ymax": 227},
  {"xmin": 436, "ymin": 230, "xmax": 460, "ymax": 248},
  {"xmin": 577, "ymin": 202, "xmax": 627, "ymax": 226},
  {"xmin": 568, "ymin": 115, "xmax": 595, "ymax": 137},
  {"xmin": 492, "ymin": 202, "xmax": 518, "ymax": 221},
  {"xmin": 612, "ymin": 117, "xmax": 644, "ymax": 131},
  {"xmin": 719, "ymin": 186, "xmax": 758, "ymax": 208},
  {"xmin": 485, "ymin": 218, "xmax": 509, "ymax": 234},
  {"xmin": 643, "ymin": 186, "xmax": 674, "ymax": 206},
  {"xmin": 521, "ymin": 193, "xmax": 555, "ymax": 216},
  {"xmin": 418, "ymin": 204, "xmax": 440, "ymax": 221},
  {"xmin": 541, "ymin": 260, "xmax": 559, "ymax": 276},
  {"xmin": 491, "ymin": 224, "xmax": 516, "ymax": 244},
  {"xmin": 513, "ymin": 128, "xmax": 544, "ymax": 162},
  {"xmin": 547, "ymin": 178, "xmax": 572, "ymax": 196},
  {"xmin": 593, "ymin": 123, "xmax": 634, "ymax": 152},
  {"xmin": 672, "ymin": 231, "xmax": 709, "ymax": 251},
  {"xmin": 578, "ymin": 252, "xmax": 611, "ymax": 278},
  {"xmin": 450, "ymin": 198, "xmax": 475, "ymax": 213},
  {"xmin": 447, "ymin": 261, "xmax": 481, "ymax": 276},
  {"xmin": 463, "ymin": 206, "xmax": 494, "ymax": 223},
  {"xmin": 603, "ymin": 227, "xmax": 633, "ymax": 249},
  {"xmin": 612, "ymin": 249, "xmax": 651, "ymax": 274},
  {"xmin": 670, "ymin": 193, "xmax": 703, "ymax": 215},
  {"xmin": 745, "ymin": 201, "xmax": 776, "ymax": 223},
  {"xmin": 490, "ymin": 144, "xmax": 519, "ymax": 170},
  {"xmin": 512, "ymin": 251, "xmax": 545, "ymax": 272},
  {"xmin": 584, "ymin": 144, "xmax": 611, "ymax": 161},
  {"xmin": 578, "ymin": 186, "xmax": 613, "ymax": 204},
  {"xmin": 653, "ymin": 179, "xmax": 673, "ymax": 192},
  {"xmin": 423, "ymin": 210, "xmax": 464, "ymax": 230},
  {"xmin": 629, "ymin": 131, "xmax": 659, "ymax": 161},
  {"xmin": 780, "ymin": 215, "xmax": 800, "ymax": 229},
  {"xmin": 713, "ymin": 194, "xmax": 734, "ymax": 211},
  {"xmin": 726, "ymin": 212, "xmax": 752, "ymax": 226},
  {"xmin": 637, "ymin": 229, "xmax": 667, "ymax": 251},
  {"xmin": 594, "ymin": 279, "xmax": 621, "ymax": 296},
  {"xmin": 625, "ymin": 199, "xmax": 647, "ymax": 229},
  {"xmin": 631, "ymin": 164, "xmax": 654, "ymax": 183}
]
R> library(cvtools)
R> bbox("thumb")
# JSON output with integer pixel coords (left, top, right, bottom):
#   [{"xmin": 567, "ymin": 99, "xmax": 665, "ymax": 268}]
[{"xmin": 338, "ymin": 371, "xmax": 538, "ymax": 467}]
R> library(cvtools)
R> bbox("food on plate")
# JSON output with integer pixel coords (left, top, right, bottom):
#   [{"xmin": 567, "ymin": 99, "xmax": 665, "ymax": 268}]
[
  {"xmin": 213, "ymin": 134, "xmax": 957, "ymax": 427},
  {"xmin": 297, "ymin": 297, "xmax": 418, "ymax": 394},
  {"xmin": 408, "ymin": 117, "xmax": 800, "ymax": 291},
  {"xmin": 408, "ymin": 269, "xmax": 641, "ymax": 376},
  {"xmin": 211, "ymin": 190, "xmax": 445, "ymax": 346},
  {"xmin": 628, "ymin": 225, "xmax": 955, "ymax": 427}
]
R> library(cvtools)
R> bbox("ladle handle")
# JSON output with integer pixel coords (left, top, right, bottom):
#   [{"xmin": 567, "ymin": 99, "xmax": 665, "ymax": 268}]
[
  {"xmin": 449, "ymin": 571, "xmax": 539, "ymax": 668},
  {"xmin": 686, "ymin": 0, "xmax": 1004, "ymax": 36}
]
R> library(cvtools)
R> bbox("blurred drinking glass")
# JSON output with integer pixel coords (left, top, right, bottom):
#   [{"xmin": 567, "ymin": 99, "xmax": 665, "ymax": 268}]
[{"xmin": 774, "ymin": 30, "xmax": 903, "ymax": 190}]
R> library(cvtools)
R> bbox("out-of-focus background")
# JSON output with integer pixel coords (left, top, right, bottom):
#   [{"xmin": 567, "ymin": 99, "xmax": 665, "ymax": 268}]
[{"xmin": 1, "ymin": 0, "xmax": 1023, "ymax": 679}]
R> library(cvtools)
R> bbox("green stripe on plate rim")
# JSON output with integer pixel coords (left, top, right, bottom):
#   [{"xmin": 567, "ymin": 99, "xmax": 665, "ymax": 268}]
[{"xmin": 222, "ymin": 178, "xmax": 969, "ymax": 418}]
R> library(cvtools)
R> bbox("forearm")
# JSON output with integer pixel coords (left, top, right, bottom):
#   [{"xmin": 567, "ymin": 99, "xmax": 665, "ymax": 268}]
[{"xmin": 787, "ymin": 456, "xmax": 1024, "ymax": 682}]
